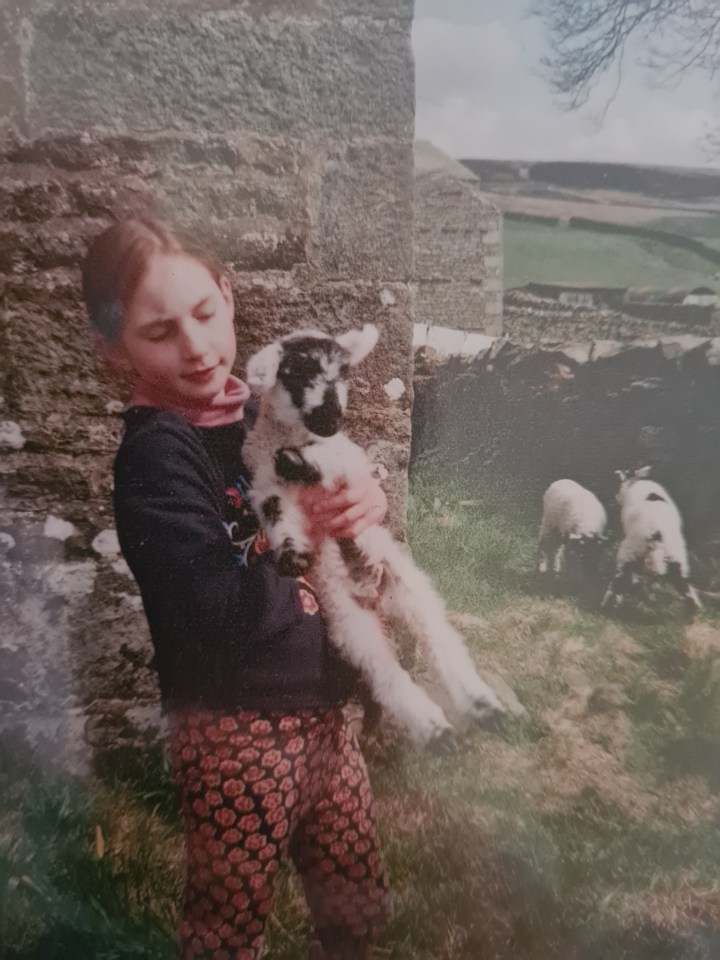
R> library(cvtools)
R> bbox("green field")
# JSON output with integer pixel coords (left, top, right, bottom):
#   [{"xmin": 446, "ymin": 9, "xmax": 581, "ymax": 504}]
[
  {"xmin": 648, "ymin": 214, "xmax": 720, "ymax": 253},
  {"xmin": 504, "ymin": 217, "xmax": 720, "ymax": 291}
]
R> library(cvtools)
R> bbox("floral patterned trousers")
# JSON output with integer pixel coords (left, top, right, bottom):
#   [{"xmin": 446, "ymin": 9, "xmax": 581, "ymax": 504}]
[{"xmin": 168, "ymin": 706, "xmax": 391, "ymax": 960}]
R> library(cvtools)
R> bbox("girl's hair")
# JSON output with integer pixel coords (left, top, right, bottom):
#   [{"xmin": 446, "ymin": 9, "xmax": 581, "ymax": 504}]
[{"xmin": 81, "ymin": 217, "xmax": 224, "ymax": 341}]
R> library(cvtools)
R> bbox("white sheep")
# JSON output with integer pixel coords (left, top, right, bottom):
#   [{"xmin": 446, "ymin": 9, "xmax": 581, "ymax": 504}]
[
  {"xmin": 537, "ymin": 478, "xmax": 607, "ymax": 578},
  {"xmin": 243, "ymin": 324, "xmax": 506, "ymax": 750},
  {"xmin": 601, "ymin": 466, "xmax": 701, "ymax": 612}
]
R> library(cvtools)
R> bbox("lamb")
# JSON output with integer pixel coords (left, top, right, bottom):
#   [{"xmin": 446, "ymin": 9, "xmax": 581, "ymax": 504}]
[
  {"xmin": 242, "ymin": 323, "xmax": 506, "ymax": 750},
  {"xmin": 601, "ymin": 466, "xmax": 701, "ymax": 612},
  {"xmin": 537, "ymin": 478, "xmax": 608, "ymax": 579}
]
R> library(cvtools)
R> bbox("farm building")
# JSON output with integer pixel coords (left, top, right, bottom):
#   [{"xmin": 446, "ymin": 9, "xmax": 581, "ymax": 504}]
[{"xmin": 413, "ymin": 140, "xmax": 503, "ymax": 337}]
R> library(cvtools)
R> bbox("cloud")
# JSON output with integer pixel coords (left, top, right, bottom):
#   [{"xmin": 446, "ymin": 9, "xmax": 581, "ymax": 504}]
[
  {"xmin": 413, "ymin": 17, "xmax": 519, "ymax": 107},
  {"xmin": 413, "ymin": 6, "xmax": 718, "ymax": 167}
]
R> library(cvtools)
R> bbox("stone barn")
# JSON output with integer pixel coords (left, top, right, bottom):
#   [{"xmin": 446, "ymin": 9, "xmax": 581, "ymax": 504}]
[
  {"xmin": 0, "ymin": 0, "xmax": 416, "ymax": 775},
  {"xmin": 413, "ymin": 140, "xmax": 503, "ymax": 339}
]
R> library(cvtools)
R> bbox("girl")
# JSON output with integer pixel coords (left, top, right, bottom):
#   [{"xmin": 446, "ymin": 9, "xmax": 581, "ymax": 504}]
[{"xmin": 82, "ymin": 218, "xmax": 392, "ymax": 960}]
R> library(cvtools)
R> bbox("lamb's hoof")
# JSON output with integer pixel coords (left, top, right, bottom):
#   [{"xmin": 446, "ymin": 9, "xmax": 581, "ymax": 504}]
[
  {"xmin": 425, "ymin": 725, "xmax": 457, "ymax": 756},
  {"xmin": 277, "ymin": 550, "xmax": 313, "ymax": 577},
  {"xmin": 274, "ymin": 447, "xmax": 322, "ymax": 485},
  {"xmin": 469, "ymin": 697, "xmax": 506, "ymax": 733}
]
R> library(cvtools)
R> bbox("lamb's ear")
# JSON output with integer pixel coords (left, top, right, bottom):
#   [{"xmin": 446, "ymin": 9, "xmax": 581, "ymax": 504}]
[
  {"xmin": 634, "ymin": 465, "xmax": 652, "ymax": 479},
  {"xmin": 246, "ymin": 342, "xmax": 282, "ymax": 392},
  {"xmin": 336, "ymin": 324, "xmax": 379, "ymax": 366},
  {"xmin": 614, "ymin": 470, "xmax": 627, "ymax": 484}
]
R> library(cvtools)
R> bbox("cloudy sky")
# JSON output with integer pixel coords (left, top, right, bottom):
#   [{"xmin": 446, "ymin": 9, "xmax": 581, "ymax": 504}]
[{"xmin": 413, "ymin": 0, "xmax": 719, "ymax": 168}]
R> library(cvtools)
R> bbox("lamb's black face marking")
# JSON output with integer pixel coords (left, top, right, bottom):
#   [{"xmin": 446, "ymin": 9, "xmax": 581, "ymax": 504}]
[{"xmin": 277, "ymin": 336, "xmax": 350, "ymax": 437}]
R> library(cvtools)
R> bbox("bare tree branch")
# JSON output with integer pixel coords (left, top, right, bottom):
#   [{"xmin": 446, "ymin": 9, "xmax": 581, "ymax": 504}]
[{"xmin": 530, "ymin": 0, "xmax": 720, "ymax": 110}]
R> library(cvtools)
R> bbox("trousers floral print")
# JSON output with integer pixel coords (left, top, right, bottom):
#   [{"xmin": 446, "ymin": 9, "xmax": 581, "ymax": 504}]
[{"xmin": 168, "ymin": 706, "xmax": 391, "ymax": 960}]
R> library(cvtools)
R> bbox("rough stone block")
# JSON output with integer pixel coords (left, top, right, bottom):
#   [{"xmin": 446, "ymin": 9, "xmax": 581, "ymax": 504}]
[
  {"xmin": 25, "ymin": 0, "xmax": 414, "ymax": 19},
  {"xmin": 28, "ymin": 9, "xmax": 414, "ymax": 140},
  {"xmin": 3, "ymin": 283, "xmax": 112, "ymax": 418},
  {"xmin": 315, "ymin": 140, "xmax": 413, "ymax": 281}
]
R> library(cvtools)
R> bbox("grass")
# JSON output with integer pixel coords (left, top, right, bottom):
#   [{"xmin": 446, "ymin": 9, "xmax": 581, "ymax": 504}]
[
  {"xmin": 503, "ymin": 218, "xmax": 720, "ymax": 290},
  {"xmin": 4, "ymin": 463, "xmax": 720, "ymax": 958},
  {"xmin": 648, "ymin": 214, "xmax": 720, "ymax": 253}
]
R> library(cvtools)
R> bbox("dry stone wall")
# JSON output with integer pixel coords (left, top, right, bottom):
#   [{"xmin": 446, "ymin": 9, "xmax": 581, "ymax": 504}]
[
  {"xmin": 0, "ymin": 0, "xmax": 415, "ymax": 775},
  {"xmin": 504, "ymin": 291, "xmax": 720, "ymax": 342}
]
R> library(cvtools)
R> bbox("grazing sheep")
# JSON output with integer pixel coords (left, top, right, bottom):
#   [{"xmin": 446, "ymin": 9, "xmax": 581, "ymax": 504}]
[
  {"xmin": 537, "ymin": 478, "xmax": 607, "ymax": 579},
  {"xmin": 601, "ymin": 466, "xmax": 701, "ymax": 612},
  {"xmin": 243, "ymin": 324, "xmax": 505, "ymax": 750}
]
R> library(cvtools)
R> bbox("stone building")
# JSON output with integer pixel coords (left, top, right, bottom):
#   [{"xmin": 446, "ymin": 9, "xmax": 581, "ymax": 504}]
[
  {"xmin": 413, "ymin": 140, "xmax": 503, "ymax": 337},
  {"xmin": 0, "ymin": 0, "xmax": 415, "ymax": 774}
]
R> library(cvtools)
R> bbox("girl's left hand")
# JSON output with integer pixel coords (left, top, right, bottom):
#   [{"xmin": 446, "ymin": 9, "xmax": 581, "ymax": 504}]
[{"xmin": 297, "ymin": 475, "xmax": 388, "ymax": 544}]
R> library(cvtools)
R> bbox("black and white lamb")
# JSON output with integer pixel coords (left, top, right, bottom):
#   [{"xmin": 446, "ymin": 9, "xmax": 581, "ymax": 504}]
[
  {"xmin": 601, "ymin": 466, "xmax": 701, "ymax": 612},
  {"xmin": 537, "ymin": 478, "xmax": 607, "ymax": 578},
  {"xmin": 242, "ymin": 324, "xmax": 505, "ymax": 749}
]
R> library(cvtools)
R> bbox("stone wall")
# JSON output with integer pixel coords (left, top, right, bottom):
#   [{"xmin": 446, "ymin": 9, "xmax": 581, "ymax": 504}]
[
  {"xmin": 414, "ymin": 167, "xmax": 502, "ymax": 335},
  {"xmin": 0, "ymin": 0, "xmax": 416, "ymax": 775},
  {"xmin": 413, "ymin": 336, "xmax": 720, "ymax": 583},
  {"xmin": 504, "ymin": 291, "xmax": 720, "ymax": 342}
]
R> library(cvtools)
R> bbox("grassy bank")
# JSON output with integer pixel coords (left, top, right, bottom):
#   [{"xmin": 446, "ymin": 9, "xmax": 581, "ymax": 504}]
[{"xmin": 3, "ymin": 465, "xmax": 720, "ymax": 958}]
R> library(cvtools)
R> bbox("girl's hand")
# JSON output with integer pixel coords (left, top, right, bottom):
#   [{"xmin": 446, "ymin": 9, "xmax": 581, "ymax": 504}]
[{"xmin": 297, "ymin": 475, "xmax": 387, "ymax": 544}]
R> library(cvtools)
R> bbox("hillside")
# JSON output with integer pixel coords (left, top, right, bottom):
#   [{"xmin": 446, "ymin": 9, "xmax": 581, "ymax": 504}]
[{"xmin": 461, "ymin": 159, "xmax": 720, "ymax": 203}]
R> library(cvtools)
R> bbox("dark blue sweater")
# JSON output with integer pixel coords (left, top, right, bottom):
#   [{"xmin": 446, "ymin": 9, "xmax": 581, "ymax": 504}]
[{"xmin": 113, "ymin": 406, "xmax": 357, "ymax": 712}]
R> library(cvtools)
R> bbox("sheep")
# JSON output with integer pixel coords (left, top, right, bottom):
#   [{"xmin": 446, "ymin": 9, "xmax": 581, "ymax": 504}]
[
  {"xmin": 242, "ymin": 323, "xmax": 506, "ymax": 750},
  {"xmin": 537, "ymin": 478, "xmax": 608, "ymax": 581},
  {"xmin": 601, "ymin": 466, "xmax": 701, "ymax": 612}
]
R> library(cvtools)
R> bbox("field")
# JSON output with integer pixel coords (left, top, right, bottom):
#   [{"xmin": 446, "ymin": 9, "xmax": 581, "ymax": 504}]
[
  {"xmin": 3, "ymin": 465, "xmax": 720, "ymax": 959},
  {"xmin": 648, "ymin": 214, "xmax": 720, "ymax": 253},
  {"xmin": 503, "ymin": 217, "xmax": 720, "ymax": 291}
]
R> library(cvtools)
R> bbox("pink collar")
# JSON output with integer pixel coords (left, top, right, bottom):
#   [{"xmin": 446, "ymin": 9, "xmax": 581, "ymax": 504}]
[{"xmin": 130, "ymin": 374, "xmax": 250, "ymax": 427}]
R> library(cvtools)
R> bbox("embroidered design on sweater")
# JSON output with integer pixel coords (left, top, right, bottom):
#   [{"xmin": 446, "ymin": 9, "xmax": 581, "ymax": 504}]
[{"xmin": 223, "ymin": 475, "xmax": 270, "ymax": 569}]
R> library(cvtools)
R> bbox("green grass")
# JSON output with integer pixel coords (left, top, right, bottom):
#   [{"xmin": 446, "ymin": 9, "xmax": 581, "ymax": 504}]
[
  {"xmin": 648, "ymin": 214, "xmax": 720, "ymax": 253},
  {"xmin": 504, "ymin": 218, "xmax": 720, "ymax": 290},
  {"xmin": 4, "ymin": 464, "xmax": 720, "ymax": 958}
]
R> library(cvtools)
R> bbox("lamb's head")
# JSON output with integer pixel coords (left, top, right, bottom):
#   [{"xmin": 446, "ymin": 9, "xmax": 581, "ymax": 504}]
[
  {"xmin": 614, "ymin": 465, "xmax": 652, "ymax": 506},
  {"xmin": 246, "ymin": 324, "xmax": 379, "ymax": 437}
]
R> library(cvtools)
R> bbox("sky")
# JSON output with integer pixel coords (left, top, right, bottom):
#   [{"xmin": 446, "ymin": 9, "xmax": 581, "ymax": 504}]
[{"xmin": 413, "ymin": 0, "xmax": 719, "ymax": 169}]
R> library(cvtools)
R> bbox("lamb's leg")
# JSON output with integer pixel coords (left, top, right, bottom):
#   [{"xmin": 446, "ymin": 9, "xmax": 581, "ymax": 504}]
[
  {"xmin": 537, "ymin": 528, "xmax": 561, "ymax": 575},
  {"xmin": 358, "ymin": 529, "xmax": 505, "ymax": 728},
  {"xmin": 666, "ymin": 560, "xmax": 702, "ymax": 612},
  {"xmin": 256, "ymin": 488, "xmax": 313, "ymax": 577},
  {"xmin": 601, "ymin": 560, "xmax": 636, "ymax": 610},
  {"xmin": 274, "ymin": 447, "xmax": 323, "ymax": 486},
  {"xmin": 314, "ymin": 542, "xmax": 454, "ymax": 751}
]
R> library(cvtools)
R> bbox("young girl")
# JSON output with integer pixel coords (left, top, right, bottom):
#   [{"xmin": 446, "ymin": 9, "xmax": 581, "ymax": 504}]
[{"xmin": 82, "ymin": 218, "xmax": 392, "ymax": 960}]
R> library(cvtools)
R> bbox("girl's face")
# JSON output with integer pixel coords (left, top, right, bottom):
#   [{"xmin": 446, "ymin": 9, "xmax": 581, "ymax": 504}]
[{"xmin": 113, "ymin": 253, "xmax": 238, "ymax": 406}]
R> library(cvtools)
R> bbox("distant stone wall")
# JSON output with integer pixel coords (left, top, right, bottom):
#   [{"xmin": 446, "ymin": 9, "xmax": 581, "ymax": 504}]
[
  {"xmin": 504, "ymin": 291, "xmax": 720, "ymax": 342},
  {"xmin": 0, "ymin": 0, "xmax": 415, "ymax": 775},
  {"xmin": 413, "ymin": 336, "xmax": 720, "ymax": 581},
  {"xmin": 413, "ymin": 172, "xmax": 502, "ymax": 335}
]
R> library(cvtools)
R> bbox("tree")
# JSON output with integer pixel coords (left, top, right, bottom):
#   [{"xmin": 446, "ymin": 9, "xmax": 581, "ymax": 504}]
[{"xmin": 530, "ymin": 0, "xmax": 720, "ymax": 111}]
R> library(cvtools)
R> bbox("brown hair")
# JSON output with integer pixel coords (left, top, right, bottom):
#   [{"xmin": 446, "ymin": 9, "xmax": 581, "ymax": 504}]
[{"xmin": 81, "ymin": 217, "xmax": 225, "ymax": 341}]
